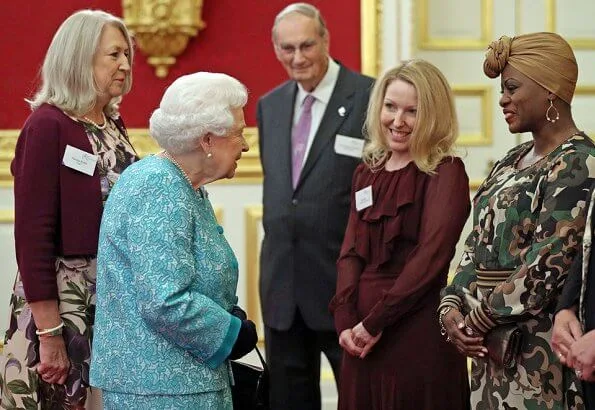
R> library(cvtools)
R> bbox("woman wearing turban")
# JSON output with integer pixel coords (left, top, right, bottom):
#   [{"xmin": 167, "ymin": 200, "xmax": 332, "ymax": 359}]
[{"xmin": 438, "ymin": 32, "xmax": 594, "ymax": 408}]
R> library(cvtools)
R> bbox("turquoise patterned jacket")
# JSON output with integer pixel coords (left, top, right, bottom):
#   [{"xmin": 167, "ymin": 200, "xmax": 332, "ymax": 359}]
[{"xmin": 90, "ymin": 155, "xmax": 242, "ymax": 394}]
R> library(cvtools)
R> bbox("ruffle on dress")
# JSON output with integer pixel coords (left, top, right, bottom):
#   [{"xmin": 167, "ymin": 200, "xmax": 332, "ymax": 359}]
[{"xmin": 351, "ymin": 162, "xmax": 428, "ymax": 267}]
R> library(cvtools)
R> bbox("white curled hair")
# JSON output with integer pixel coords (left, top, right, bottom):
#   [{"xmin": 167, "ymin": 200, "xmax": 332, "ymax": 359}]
[{"xmin": 150, "ymin": 72, "xmax": 248, "ymax": 154}]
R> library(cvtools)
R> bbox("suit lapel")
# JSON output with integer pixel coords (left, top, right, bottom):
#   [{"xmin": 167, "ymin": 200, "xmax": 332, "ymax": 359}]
[{"xmin": 296, "ymin": 67, "xmax": 355, "ymax": 190}]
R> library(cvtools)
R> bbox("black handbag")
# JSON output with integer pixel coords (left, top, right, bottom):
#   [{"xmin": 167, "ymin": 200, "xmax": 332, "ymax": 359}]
[
  {"xmin": 231, "ymin": 346, "xmax": 269, "ymax": 409},
  {"xmin": 484, "ymin": 324, "xmax": 523, "ymax": 369},
  {"xmin": 463, "ymin": 289, "xmax": 523, "ymax": 369}
]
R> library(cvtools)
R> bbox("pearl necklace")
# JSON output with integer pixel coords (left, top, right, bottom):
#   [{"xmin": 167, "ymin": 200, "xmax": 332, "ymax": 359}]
[
  {"xmin": 160, "ymin": 151, "xmax": 198, "ymax": 190},
  {"xmin": 82, "ymin": 112, "xmax": 107, "ymax": 130}
]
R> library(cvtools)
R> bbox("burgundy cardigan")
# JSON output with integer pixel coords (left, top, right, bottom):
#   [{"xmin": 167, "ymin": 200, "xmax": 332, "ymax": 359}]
[{"xmin": 12, "ymin": 104, "xmax": 127, "ymax": 302}]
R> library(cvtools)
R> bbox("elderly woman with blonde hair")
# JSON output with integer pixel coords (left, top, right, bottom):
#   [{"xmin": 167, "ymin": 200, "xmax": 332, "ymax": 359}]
[
  {"xmin": 90, "ymin": 72, "xmax": 258, "ymax": 409},
  {"xmin": 2, "ymin": 9, "xmax": 136, "ymax": 409},
  {"xmin": 330, "ymin": 59, "xmax": 471, "ymax": 409},
  {"xmin": 439, "ymin": 32, "xmax": 595, "ymax": 408}
]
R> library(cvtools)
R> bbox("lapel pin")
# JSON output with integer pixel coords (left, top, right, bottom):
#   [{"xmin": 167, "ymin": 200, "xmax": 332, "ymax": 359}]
[{"xmin": 338, "ymin": 106, "xmax": 346, "ymax": 117}]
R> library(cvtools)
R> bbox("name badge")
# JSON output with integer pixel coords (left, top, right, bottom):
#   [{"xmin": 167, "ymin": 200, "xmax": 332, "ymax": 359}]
[
  {"xmin": 62, "ymin": 145, "xmax": 98, "ymax": 176},
  {"xmin": 334, "ymin": 134, "xmax": 364, "ymax": 158},
  {"xmin": 355, "ymin": 185, "xmax": 373, "ymax": 211}
]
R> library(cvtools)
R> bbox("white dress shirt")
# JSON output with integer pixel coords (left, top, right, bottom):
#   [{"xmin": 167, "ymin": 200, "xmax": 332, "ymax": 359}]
[{"xmin": 292, "ymin": 57, "xmax": 340, "ymax": 166}]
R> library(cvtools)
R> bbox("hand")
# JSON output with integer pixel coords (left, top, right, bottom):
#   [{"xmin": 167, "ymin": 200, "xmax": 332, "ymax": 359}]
[
  {"xmin": 36, "ymin": 336, "xmax": 70, "ymax": 385},
  {"xmin": 551, "ymin": 308, "xmax": 582, "ymax": 364},
  {"xmin": 339, "ymin": 329, "xmax": 363, "ymax": 357},
  {"xmin": 352, "ymin": 322, "xmax": 382, "ymax": 359},
  {"xmin": 443, "ymin": 309, "xmax": 486, "ymax": 358},
  {"xmin": 567, "ymin": 329, "xmax": 595, "ymax": 382},
  {"xmin": 229, "ymin": 319, "xmax": 257, "ymax": 360}
]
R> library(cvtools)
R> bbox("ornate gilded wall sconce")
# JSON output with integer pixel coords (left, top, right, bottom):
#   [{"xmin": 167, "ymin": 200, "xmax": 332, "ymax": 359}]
[{"xmin": 122, "ymin": 0, "xmax": 206, "ymax": 78}]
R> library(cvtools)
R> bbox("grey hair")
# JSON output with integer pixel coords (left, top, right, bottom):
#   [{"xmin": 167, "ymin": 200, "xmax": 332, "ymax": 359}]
[
  {"xmin": 149, "ymin": 72, "xmax": 248, "ymax": 155},
  {"xmin": 272, "ymin": 2, "xmax": 328, "ymax": 42},
  {"xmin": 28, "ymin": 9, "xmax": 134, "ymax": 118}
]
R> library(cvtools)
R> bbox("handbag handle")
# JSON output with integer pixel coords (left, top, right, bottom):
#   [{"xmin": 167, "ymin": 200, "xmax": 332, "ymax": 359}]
[{"xmin": 254, "ymin": 346, "xmax": 270, "ymax": 376}]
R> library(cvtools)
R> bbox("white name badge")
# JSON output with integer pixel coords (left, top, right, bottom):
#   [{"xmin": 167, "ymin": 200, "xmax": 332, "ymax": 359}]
[
  {"xmin": 355, "ymin": 185, "xmax": 373, "ymax": 211},
  {"xmin": 334, "ymin": 134, "xmax": 364, "ymax": 158},
  {"xmin": 62, "ymin": 145, "xmax": 98, "ymax": 176}
]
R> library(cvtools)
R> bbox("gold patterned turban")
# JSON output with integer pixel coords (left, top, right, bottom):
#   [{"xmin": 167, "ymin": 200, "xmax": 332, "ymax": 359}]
[{"xmin": 483, "ymin": 32, "xmax": 577, "ymax": 104}]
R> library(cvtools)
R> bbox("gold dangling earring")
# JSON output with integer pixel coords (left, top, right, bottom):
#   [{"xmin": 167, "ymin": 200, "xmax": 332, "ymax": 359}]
[{"xmin": 546, "ymin": 99, "xmax": 560, "ymax": 123}]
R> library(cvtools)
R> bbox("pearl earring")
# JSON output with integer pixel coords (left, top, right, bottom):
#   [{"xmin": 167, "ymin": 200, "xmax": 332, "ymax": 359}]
[{"xmin": 546, "ymin": 99, "xmax": 560, "ymax": 123}]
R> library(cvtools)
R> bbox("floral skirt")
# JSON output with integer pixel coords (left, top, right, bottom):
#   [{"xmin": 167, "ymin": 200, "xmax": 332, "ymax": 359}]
[{"xmin": 0, "ymin": 257, "xmax": 101, "ymax": 410}]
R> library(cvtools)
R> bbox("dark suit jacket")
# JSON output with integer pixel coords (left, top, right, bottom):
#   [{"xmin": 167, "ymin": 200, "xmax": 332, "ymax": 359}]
[{"xmin": 257, "ymin": 64, "xmax": 374, "ymax": 331}]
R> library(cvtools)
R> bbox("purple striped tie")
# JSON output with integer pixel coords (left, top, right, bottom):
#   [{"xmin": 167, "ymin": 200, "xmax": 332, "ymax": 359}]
[{"xmin": 292, "ymin": 94, "xmax": 315, "ymax": 188}]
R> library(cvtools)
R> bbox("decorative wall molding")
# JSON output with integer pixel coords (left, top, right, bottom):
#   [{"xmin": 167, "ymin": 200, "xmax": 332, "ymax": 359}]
[
  {"xmin": 469, "ymin": 180, "xmax": 482, "ymax": 191},
  {"xmin": 574, "ymin": 85, "xmax": 595, "ymax": 96},
  {"xmin": 0, "ymin": 123, "xmax": 494, "ymax": 189},
  {"xmin": 545, "ymin": 0, "xmax": 595, "ymax": 49},
  {"xmin": 245, "ymin": 205, "xmax": 264, "ymax": 343},
  {"xmin": 545, "ymin": 0, "xmax": 556, "ymax": 35},
  {"xmin": 0, "ymin": 127, "xmax": 263, "ymax": 186},
  {"xmin": 574, "ymin": 86, "xmax": 595, "ymax": 136},
  {"xmin": 0, "ymin": 210, "xmax": 14, "ymax": 224},
  {"xmin": 213, "ymin": 207, "xmax": 223, "ymax": 225},
  {"xmin": 417, "ymin": 0, "xmax": 493, "ymax": 50},
  {"xmin": 122, "ymin": 0, "xmax": 206, "ymax": 78},
  {"xmin": 453, "ymin": 85, "xmax": 493, "ymax": 146},
  {"xmin": 0, "ymin": 130, "xmax": 17, "ymax": 187},
  {"xmin": 362, "ymin": 0, "xmax": 383, "ymax": 76},
  {"xmin": 128, "ymin": 127, "xmax": 264, "ymax": 184}
]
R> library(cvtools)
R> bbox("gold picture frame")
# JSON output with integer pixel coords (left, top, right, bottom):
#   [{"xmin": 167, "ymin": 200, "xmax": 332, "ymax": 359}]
[
  {"xmin": 361, "ymin": 0, "xmax": 382, "ymax": 77},
  {"xmin": 0, "ymin": 209, "xmax": 14, "ymax": 223},
  {"xmin": 573, "ymin": 85, "xmax": 595, "ymax": 136},
  {"xmin": 417, "ymin": 0, "xmax": 493, "ymax": 50},
  {"xmin": 545, "ymin": 0, "xmax": 595, "ymax": 49},
  {"xmin": 453, "ymin": 85, "xmax": 493, "ymax": 146},
  {"xmin": 244, "ymin": 205, "xmax": 264, "ymax": 343},
  {"xmin": 0, "ymin": 130, "xmax": 17, "ymax": 187}
]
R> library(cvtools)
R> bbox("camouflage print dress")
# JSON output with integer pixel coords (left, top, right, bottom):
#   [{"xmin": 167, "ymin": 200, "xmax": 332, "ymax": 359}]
[
  {"xmin": 0, "ymin": 116, "xmax": 137, "ymax": 410},
  {"xmin": 440, "ymin": 133, "xmax": 595, "ymax": 409}
]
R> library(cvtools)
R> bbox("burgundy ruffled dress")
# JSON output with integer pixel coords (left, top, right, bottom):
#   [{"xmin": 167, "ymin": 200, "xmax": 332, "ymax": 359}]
[{"xmin": 330, "ymin": 158, "xmax": 471, "ymax": 410}]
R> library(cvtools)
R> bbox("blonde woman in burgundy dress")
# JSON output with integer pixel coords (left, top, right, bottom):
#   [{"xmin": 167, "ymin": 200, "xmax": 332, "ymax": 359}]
[{"xmin": 330, "ymin": 59, "xmax": 471, "ymax": 409}]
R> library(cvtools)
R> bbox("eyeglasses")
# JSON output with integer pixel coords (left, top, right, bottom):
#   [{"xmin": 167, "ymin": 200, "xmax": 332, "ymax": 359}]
[{"xmin": 276, "ymin": 40, "xmax": 318, "ymax": 57}]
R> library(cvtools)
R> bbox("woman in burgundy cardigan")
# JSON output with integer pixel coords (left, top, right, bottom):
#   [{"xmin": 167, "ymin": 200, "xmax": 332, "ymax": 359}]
[{"xmin": 1, "ymin": 10, "xmax": 137, "ymax": 409}]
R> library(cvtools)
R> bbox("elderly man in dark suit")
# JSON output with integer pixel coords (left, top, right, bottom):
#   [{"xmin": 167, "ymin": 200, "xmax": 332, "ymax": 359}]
[{"xmin": 257, "ymin": 3, "xmax": 374, "ymax": 409}]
